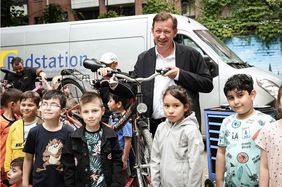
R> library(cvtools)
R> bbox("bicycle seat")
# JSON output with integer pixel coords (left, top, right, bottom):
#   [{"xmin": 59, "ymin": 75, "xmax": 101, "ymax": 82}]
[
  {"xmin": 61, "ymin": 69, "xmax": 74, "ymax": 75},
  {"xmin": 83, "ymin": 58, "xmax": 105, "ymax": 72},
  {"xmin": 0, "ymin": 67, "xmax": 17, "ymax": 75}
]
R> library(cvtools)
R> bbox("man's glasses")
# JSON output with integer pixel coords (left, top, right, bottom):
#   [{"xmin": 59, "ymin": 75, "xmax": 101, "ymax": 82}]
[{"xmin": 41, "ymin": 102, "xmax": 61, "ymax": 109}]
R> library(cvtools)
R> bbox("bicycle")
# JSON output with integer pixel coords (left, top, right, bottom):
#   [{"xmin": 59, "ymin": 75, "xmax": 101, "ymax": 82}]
[
  {"xmin": 59, "ymin": 67, "xmax": 92, "ymax": 104},
  {"xmin": 59, "ymin": 58, "xmax": 169, "ymax": 187}
]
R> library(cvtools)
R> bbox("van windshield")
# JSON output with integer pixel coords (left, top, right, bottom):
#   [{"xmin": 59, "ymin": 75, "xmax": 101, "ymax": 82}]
[{"xmin": 194, "ymin": 30, "xmax": 249, "ymax": 66}]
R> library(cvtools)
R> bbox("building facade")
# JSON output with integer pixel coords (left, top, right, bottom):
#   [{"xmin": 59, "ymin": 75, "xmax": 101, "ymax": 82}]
[{"xmin": 28, "ymin": 0, "xmax": 199, "ymax": 24}]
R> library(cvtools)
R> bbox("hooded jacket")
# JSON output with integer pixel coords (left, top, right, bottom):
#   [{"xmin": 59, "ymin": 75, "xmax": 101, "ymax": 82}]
[{"xmin": 150, "ymin": 112, "xmax": 204, "ymax": 187}]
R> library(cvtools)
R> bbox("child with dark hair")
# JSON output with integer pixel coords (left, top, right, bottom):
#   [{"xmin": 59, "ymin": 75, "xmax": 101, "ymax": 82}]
[
  {"xmin": 216, "ymin": 74, "xmax": 275, "ymax": 186},
  {"xmin": 0, "ymin": 88, "xmax": 22, "ymax": 186},
  {"xmin": 255, "ymin": 85, "xmax": 282, "ymax": 186},
  {"xmin": 62, "ymin": 91, "xmax": 124, "ymax": 187},
  {"xmin": 5, "ymin": 91, "xmax": 42, "ymax": 172},
  {"xmin": 22, "ymin": 90, "xmax": 73, "ymax": 187},
  {"xmin": 7, "ymin": 157, "xmax": 32, "ymax": 187},
  {"xmin": 107, "ymin": 93, "xmax": 132, "ymax": 176},
  {"xmin": 150, "ymin": 85, "xmax": 204, "ymax": 186}
]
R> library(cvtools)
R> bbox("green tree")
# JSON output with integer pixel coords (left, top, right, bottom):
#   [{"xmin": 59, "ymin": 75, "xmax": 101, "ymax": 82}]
[
  {"xmin": 143, "ymin": 0, "xmax": 180, "ymax": 14},
  {"xmin": 198, "ymin": 0, "xmax": 282, "ymax": 44},
  {"xmin": 39, "ymin": 3, "xmax": 68, "ymax": 24},
  {"xmin": 98, "ymin": 10, "xmax": 120, "ymax": 19}
]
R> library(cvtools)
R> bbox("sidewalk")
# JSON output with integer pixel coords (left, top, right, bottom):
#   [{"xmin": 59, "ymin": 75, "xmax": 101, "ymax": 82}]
[{"xmin": 202, "ymin": 151, "xmax": 210, "ymax": 186}]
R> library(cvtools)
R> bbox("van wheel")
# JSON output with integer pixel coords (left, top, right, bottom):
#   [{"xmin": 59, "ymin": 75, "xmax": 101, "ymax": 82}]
[{"xmin": 59, "ymin": 78, "xmax": 85, "ymax": 106}]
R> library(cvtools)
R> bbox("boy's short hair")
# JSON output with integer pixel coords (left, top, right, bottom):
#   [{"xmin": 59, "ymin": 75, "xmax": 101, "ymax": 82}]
[
  {"xmin": 1, "ymin": 88, "xmax": 22, "ymax": 107},
  {"xmin": 224, "ymin": 74, "xmax": 254, "ymax": 96},
  {"xmin": 109, "ymin": 93, "xmax": 130, "ymax": 109},
  {"xmin": 21, "ymin": 91, "xmax": 41, "ymax": 107},
  {"xmin": 10, "ymin": 157, "xmax": 24, "ymax": 171},
  {"xmin": 42, "ymin": 90, "xmax": 66, "ymax": 109},
  {"xmin": 80, "ymin": 91, "xmax": 103, "ymax": 107}
]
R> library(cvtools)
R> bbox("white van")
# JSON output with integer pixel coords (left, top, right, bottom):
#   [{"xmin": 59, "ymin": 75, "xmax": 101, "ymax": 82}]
[{"xmin": 1, "ymin": 14, "xmax": 281, "ymax": 132}]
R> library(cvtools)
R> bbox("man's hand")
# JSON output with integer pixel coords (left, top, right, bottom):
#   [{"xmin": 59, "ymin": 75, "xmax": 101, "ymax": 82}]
[
  {"xmin": 164, "ymin": 66, "xmax": 179, "ymax": 79},
  {"xmin": 97, "ymin": 67, "xmax": 113, "ymax": 77},
  {"xmin": 39, "ymin": 71, "xmax": 47, "ymax": 80}
]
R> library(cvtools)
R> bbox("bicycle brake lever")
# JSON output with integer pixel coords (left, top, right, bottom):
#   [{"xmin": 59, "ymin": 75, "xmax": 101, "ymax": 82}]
[
  {"xmin": 97, "ymin": 69, "xmax": 115, "ymax": 77},
  {"xmin": 109, "ymin": 76, "xmax": 118, "ymax": 90},
  {"xmin": 156, "ymin": 68, "xmax": 171, "ymax": 75}
]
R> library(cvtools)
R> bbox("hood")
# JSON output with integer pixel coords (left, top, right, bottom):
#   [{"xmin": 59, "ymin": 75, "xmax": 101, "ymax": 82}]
[{"xmin": 168, "ymin": 111, "xmax": 200, "ymax": 128}]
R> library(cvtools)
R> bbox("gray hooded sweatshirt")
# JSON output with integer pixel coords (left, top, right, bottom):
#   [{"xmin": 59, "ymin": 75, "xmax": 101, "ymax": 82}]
[{"xmin": 150, "ymin": 112, "xmax": 204, "ymax": 187}]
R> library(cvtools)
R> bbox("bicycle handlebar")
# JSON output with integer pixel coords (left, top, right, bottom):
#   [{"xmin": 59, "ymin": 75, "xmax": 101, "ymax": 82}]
[
  {"xmin": 108, "ymin": 67, "xmax": 170, "ymax": 84},
  {"xmin": 114, "ymin": 72, "xmax": 159, "ymax": 83}
]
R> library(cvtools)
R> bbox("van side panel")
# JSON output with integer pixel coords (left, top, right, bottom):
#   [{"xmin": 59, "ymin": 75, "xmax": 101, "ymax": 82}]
[
  {"xmin": 69, "ymin": 17, "xmax": 148, "ymax": 73},
  {"xmin": 1, "ymin": 17, "xmax": 148, "ymax": 77}
]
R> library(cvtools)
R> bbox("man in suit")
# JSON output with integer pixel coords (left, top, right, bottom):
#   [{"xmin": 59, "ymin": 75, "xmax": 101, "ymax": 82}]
[{"xmin": 134, "ymin": 12, "xmax": 214, "ymax": 135}]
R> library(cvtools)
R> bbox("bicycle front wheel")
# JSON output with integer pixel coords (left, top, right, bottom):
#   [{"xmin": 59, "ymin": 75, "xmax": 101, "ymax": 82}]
[
  {"xmin": 141, "ymin": 128, "xmax": 153, "ymax": 154},
  {"xmin": 59, "ymin": 78, "xmax": 85, "ymax": 107},
  {"xmin": 135, "ymin": 128, "xmax": 153, "ymax": 187}
]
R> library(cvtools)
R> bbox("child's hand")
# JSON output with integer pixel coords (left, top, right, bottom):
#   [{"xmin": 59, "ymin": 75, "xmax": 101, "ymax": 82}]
[
  {"xmin": 107, "ymin": 153, "xmax": 112, "ymax": 160},
  {"xmin": 122, "ymin": 160, "xmax": 128, "ymax": 170}
]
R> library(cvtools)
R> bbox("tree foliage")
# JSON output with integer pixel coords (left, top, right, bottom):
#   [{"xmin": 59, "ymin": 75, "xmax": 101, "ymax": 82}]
[
  {"xmin": 143, "ymin": 0, "xmax": 180, "ymax": 14},
  {"xmin": 98, "ymin": 10, "xmax": 120, "ymax": 19},
  {"xmin": 38, "ymin": 3, "xmax": 68, "ymax": 24},
  {"xmin": 198, "ymin": 0, "xmax": 282, "ymax": 44}
]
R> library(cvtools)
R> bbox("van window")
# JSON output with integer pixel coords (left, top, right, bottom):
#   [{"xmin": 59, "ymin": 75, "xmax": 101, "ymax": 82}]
[
  {"xmin": 194, "ymin": 30, "xmax": 251, "ymax": 69},
  {"xmin": 174, "ymin": 34, "xmax": 204, "ymax": 56},
  {"xmin": 174, "ymin": 34, "xmax": 219, "ymax": 77}
]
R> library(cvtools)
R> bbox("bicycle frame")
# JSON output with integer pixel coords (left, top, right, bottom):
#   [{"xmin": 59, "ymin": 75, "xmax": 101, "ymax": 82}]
[
  {"xmin": 107, "ymin": 72, "xmax": 168, "ymax": 187},
  {"xmin": 59, "ymin": 59, "xmax": 168, "ymax": 187},
  {"xmin": 61, "ymin": 103, "xmax": 83, "ymax": 129}
]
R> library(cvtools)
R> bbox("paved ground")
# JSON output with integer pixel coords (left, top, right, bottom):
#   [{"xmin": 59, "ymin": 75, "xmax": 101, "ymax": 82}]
[{"xmin": 202, "ymin": 151, "xmax": 209, "ymax": 187}]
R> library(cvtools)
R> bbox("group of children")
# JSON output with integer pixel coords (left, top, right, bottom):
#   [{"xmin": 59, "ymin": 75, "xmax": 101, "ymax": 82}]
[
  {"xmin": 0, "ymin": 89, "xmax": 73, "ymax": 187},
  {"xmin": 149, "ymin": 73, "xmax": 282, "ymax": 187},
  {"xmin": 0, "ymin": 87, "xmax": 131, "ymax": 186},
  {"xmin": 0, "ymin": 73, "xmax": 281, "ymax": 187}
]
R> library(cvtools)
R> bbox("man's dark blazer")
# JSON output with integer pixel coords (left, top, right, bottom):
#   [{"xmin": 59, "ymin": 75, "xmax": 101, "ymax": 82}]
[{"xmin": 134, "ymin": 43, "xmax": 214, "ymax": 126}]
